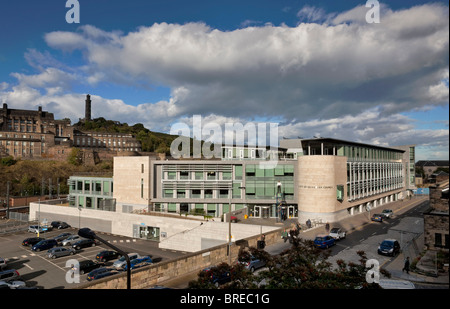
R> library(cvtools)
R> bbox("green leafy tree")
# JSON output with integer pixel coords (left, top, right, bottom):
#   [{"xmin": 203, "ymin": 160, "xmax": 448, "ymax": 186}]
[{"xmin": 188, "ymin": 238, "xmax": 390, "ymax": 289}]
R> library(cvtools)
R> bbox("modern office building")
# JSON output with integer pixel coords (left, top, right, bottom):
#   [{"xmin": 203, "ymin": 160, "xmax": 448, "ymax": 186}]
[
  {"xmin": 109, "ymin": 138, "xmax": 415, "ymax": 224},
  {"xmin": 67, "ymin": 176, "xmax": 115, "ymax": 211},
  {"xmin": 32, "ymin": 137, "xmax": 416, "ymax": 250}
]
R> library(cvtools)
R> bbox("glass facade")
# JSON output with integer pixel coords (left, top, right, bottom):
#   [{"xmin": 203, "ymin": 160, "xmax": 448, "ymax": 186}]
[
  {"xmin": 68, "ymin": 176, "xmax": 115, "ymax": 211},
  {"xmin": 155, "ymin": 162, "xmax": 297, "ymax": 219}
]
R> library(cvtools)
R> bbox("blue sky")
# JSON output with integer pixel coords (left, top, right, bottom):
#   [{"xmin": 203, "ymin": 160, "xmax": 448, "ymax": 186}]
[{"xmin": 0, "ymin": 0, "xmax": 448, "ymax": 160}]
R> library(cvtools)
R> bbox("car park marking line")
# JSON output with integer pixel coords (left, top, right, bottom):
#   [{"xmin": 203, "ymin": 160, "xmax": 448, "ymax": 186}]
[
  {"xmin": 23, "ymin": 263, "xmax": 34, "ymax": 270},
  {"xmin": 371, "ymin": 232, "xmax": 377, "ymax": 236},
  {"xmin": 19, "ymin": 246, "xmax": 67, "ymax": 272}
]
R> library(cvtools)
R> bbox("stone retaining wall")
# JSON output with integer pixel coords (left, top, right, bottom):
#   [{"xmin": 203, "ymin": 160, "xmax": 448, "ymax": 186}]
[{"xmin": 76, "ymin": 227, "xmax": 283, "ymax": 289}]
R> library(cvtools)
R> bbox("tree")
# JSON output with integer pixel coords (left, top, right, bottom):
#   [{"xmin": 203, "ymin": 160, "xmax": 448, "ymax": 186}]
[
  {"xmin": 1, "ymin": 156, "xmax": 16, "ymax": 166},
  {"xmin": 67, "ymin": 148, "xmax": 82, "ymax": 165},
  {"xmin": 188, "ymin": 238, "xmax": 390, "ymax": 289}
]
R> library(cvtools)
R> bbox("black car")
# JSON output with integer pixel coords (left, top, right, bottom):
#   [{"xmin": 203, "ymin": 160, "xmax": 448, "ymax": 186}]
[
  {"xmin": 73, "ymin": 260, "xmax": 102, "ymax": 275},
  {"xmin": 86, "ymin": 267, "xmax": 119, "ymax": 281},
  {"xmin": 53, "ymin": 233, "xmax": 72, "ymax": 244},
  {"xmin": 72, "ymin": 239, "xmax": 97, "ymax": 250},
  {"xmin": 378, "ymin": 239, "xmax": 400, "ymax": 256},
  {"xmin": 51, "ymin": 221, "xmax": 71, "ymax": 229},
  {"xmin": 22, "ymin": 237, "xmax": 45, "ymax": 246},
  {"xmin": 96, "ymin": 250, "xmax": 120, "ymax": 263}
]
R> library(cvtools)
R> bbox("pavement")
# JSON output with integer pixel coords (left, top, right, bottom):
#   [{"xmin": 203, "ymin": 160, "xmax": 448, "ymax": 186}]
[{"xmin": 160, "ymin": 195, "xmax": 449, "ymax": 288}]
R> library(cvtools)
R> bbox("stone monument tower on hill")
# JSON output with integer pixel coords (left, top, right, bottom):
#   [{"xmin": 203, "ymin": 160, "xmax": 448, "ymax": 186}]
[{"xmin": 85, "ymin": 94, "xmax": 92, "ymax": 121}]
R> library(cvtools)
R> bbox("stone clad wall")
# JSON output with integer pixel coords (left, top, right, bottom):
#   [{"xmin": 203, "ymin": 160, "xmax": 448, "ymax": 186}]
[{"xmin": 77, "ymin": 228, "xmax": 283, "ymax": 289}]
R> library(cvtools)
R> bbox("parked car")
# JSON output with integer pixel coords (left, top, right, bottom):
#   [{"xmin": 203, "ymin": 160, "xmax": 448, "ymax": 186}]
[
  {"xmin": 72, "ymin": 239, "xmax": 97, "ymax": 250},
  {"xmin": 329, "ymin": 227, "xmax": 346, "ymax": 240},
  {"xmin": 72, "ymin": 260, "xmax": 102, "ymax": 275},
  {"xmin": 47, "ymin": 247, "xmax": 76, "ymax": 259},
  {"xmin": 201, "ymin": 267, "xmax": 232, "ymax": 287},
  {"xmin": 22, "ymin": 237, "xmax": 45, "ymax": 247},
  {"xmin": 0, "ymin": 258, "xmax": 6, "ymax": 270},
  {"xmin": 378, "ymin": 239, "xmax": 400, "ymax": 257},
  {"xmin": 32, "ymin": 239, "xmax": 58, "ymax": 252},
  {"xmin": 371, "ymin": 214, "xmax": 383, "ymax": 222},
  {"xmin": 381, "ymin": 209, "xmax": 393, "ymax": 218},
  {"xmin": 0, "ymin": 280, "xmax": 26, "ymax": 289},
  {"xmin": 53, "ymin": 233, "xmax": 72, "ymax": 244},
  {"xmin": 314, "ymin": 235, "xmax": 335, "ymax": 249},
  {"xmin": 62, "ymin": 235, "xmax": 83, "ymax": 246},
  {"xmin": 28, "ymin": 225, "xmax": 50, "ymax": 233},
  {"xmin": 51, "ymin": 221, "xmax": 71, "ymax": 229},
  {"xmin": 239, "ymin": 256, "xmax": 266, "ymax": 272},
  {"xmin": 54, "ymin": 221, "xmax": 71, "ymax": 229},
  {"xmin": 0, "ymin": 269, "xmax": 20, "ymax": 282},
  {"xmin": 124, "ymin": 256, "xmax": 153, "ymax": 271},
  {"xmin": 96, "ymin": 250, "xmax": 121, "ymax": 263},
  {"xmin": 113, "ymin": 253, "xmax": 141, "ymax": 270},
  {"xmin": 86, "ymin": 267, "xmax": 119, "ymax": 281}
]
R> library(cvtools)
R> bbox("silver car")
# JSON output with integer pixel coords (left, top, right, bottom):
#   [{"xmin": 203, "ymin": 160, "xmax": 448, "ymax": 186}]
[
  {"xmin": 47, "ymin": 247, "xmax": 75, "ymax": 259},
  {"xmin": 0, "ymin": 257, "xmax": 6, "ymax": 270},
  {"xmin": 113, "ymin": 253, "xmax": 141, "ymax": 270},
  {"xmin": 62, "ymin": 235, "xmax": 83, "ymax": 246},
  {"xmin": 329, "ymin": 227, "xmax": 346, "ymax": 240},
  {"xmin": 0, "ymin": 280, "xmax": 26, "ymax": 289}
]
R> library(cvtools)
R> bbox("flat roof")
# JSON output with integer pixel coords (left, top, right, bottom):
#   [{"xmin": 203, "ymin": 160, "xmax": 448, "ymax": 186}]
[{"xmin": 298, "ymin": 138, "xmax": 405, "ymax": 152}]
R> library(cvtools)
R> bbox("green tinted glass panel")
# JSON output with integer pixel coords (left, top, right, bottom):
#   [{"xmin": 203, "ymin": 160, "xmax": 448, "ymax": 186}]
[{"xmin": 235, "ymin": 165, "xmax": 243, "ymax": 178}]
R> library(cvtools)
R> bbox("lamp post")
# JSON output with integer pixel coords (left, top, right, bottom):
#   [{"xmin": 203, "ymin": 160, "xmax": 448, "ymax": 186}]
[
  {"xmin": 228, "ymin": 185, "xmax": 232, "ymax": 265},
  {"xmin": 78, "ymin": 228, "xmax": 131, "ymax": 289},
  {"xmin": 276, "ymin": 181, "xmax": 282, "ymax": 222}
]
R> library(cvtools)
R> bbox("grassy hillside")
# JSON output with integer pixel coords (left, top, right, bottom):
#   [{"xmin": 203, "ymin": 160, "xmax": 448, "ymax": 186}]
[{"xmin": 74, "ymin": 117, "xmax": 179, "ymax": 154}]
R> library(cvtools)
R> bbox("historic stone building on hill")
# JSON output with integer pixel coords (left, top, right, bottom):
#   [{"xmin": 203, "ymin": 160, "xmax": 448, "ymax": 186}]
[{"xmin": 0, "ymin": 95, "xmax": 141, "ymax": 163}]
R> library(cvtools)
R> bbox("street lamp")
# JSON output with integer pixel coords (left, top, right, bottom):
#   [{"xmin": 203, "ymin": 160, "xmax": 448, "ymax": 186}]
[
  {"xmin": 78, "ymin": 228, "xmax": 131, "ymax": 289},
  {"xmin": 276, "ymin": 181, "xmax": 282, "ymax": 222}
]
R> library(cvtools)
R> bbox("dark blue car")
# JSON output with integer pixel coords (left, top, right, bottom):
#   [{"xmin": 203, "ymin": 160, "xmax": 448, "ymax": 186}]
[
  {"xmin": 123, "ymin": 256, "xmax": 152, "ymax": 271},
  {"xmin": 32, "ymin": 239, "xmax": 58, "ymax": 252},
  {"xmin": 314, "ymin": 235, "xmax": 335, "ymax": 249},
  {"xmin": 87, "ymin": 267, "xmax": 119, "ymax": 281}
]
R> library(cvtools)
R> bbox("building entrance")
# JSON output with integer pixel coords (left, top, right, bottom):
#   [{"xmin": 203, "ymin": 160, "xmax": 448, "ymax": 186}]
[
  {"xmin": 133, "ymin": 224, "xmax": 160, "ymax": 241},
  {"xmin": 254, "ymin": 206, "xmax": 270, "ymax": 218}
]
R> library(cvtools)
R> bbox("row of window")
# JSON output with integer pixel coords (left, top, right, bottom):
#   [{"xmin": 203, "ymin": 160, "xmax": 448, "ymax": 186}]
[{"xmin": 69, "ymin": 179, "xmax": 113, "ymax": 195}]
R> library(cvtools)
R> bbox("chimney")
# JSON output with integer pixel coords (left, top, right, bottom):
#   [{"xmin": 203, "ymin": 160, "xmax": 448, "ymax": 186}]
[{"xmin": 85, "ymin": 94, "xmax": 91, "ymax": 121}]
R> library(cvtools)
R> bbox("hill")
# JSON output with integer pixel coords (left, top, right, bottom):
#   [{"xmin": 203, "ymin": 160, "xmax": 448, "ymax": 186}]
[
  {"xmin": 0, "ymin": 159, "xmax": 112, "ymax": 197},
  {"xmin": 74, "ymin": 117, "xmax": 179, "ymax": 154}
]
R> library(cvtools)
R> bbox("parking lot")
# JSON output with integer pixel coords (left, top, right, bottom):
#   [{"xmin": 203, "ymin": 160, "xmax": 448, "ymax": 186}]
[{"xmin": 0, "ymin": 225, "xmax": 186, "ymax": 289}]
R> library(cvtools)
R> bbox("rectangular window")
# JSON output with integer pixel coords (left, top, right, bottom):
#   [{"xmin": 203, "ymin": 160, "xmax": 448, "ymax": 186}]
[
  {"xmin": 435, "ymin": 233, "xmax": 442, "ymax": 247},
  {"xmin": 222, "ymin": 171, "xmax": 232, "ymax": 180},
  {"xmin": 95, "ymin": 181, "xmax": 102, "ymax": 192},
  {"xmin": 191, "ymin": 189, "xmax": 201, "ymax": 198},
  {"xmin": 84, "ymin": 181, "xmax": 90, "ymax": 192},
  {"xmin": 103, "ymin": 181, "xmax": 110, "ymax": 194},
  {"xmin": 235, "ymin": 165, "xmax": 243, "ymax": 180},
  {"xmin": 180, "ymin": 171, "xmax": 189, "ymax": 180},
  {"xmin": 168, "ymin": 203, "xmax": 177, "ymax": 213},
  {"xmin": 177, "ymin": 189, "xmax": 186, "ymax": 198},
  {"xmin": 164, "ymin": 189, "xmax": 173, "ymax": 198}
]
